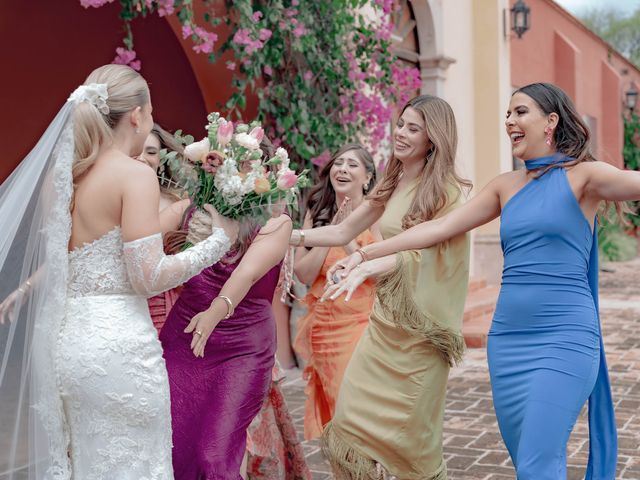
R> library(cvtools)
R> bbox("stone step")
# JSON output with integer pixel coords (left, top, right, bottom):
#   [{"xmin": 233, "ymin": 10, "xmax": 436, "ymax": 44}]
[
  {"xmin": 463, "ymin": 311, "xmax": 493, "ymax": 348},
  {"xmin": 463, "ymin": 285, "xmax": 500, "ymax": 322},
  {"xmin": 462, "ymin": 280, "xmax": 499, "ymax": 349},
  {"xmin": 467, "ymin": 277, "xmax": 487, "ymax": 293}
]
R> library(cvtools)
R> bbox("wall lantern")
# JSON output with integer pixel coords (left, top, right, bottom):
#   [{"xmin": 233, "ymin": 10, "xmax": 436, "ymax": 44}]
[
  {"xmin": 625, "ymin": 84, "xmax": 638, "ymax": 113},
  {"xmin": 511, "ymin": 0, "xmax": 531, "ymax": 39}
]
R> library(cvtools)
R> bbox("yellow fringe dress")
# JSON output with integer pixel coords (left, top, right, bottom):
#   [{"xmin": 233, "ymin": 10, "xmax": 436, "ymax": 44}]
[{"xmin": 322, "ymin": 181, "xmax": 470, "ymax": 479}]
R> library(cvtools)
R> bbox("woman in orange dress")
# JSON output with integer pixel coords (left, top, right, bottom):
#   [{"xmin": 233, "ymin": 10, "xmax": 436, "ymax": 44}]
[{"xmin": 293, "ymin": 144, "xmax": 378, "ymax": 440}]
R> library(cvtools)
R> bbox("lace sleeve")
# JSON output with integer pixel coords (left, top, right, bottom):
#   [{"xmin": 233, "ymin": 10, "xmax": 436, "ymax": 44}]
[{"xmin": 122, "ymin": 228, "xmax": 230, "ymax": 297}]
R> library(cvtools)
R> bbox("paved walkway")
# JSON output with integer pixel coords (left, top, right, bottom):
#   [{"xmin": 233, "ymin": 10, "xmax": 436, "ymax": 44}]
[{"xmin": 282, "ymin": 258, "xmax": 640, "ymax": 479}]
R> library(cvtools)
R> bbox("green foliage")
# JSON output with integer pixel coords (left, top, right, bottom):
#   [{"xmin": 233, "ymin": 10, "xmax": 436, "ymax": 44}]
[
  {"xmin": 83, "ymin": 0, "xmax": 419, "ymax": 173},
  {"xmin": 624, "ymin": 113, "xmax": 640, "ymax": 170},
  {"xmin": 598, "ymin": 214, "xmax": 637, "ymax": 262},
  {"xmin": 623, "ymin": 113, "xmax": 640, "ymax": 227},
  {"xmin": 579, "ymin": 6, "xmax": 640, "ymax": 68}
]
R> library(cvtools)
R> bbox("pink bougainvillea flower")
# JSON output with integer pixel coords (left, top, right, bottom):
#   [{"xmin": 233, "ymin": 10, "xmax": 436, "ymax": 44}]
[
  {"xmin": 226, "ymin": 61, "xmax": 236, "ymax": 71},
  {"xmin": 79, "ymin": 0, "xmax": 114, "ymax": 8},
  {"xmin": 311, "ymin": 150, "xmax": 331, "ymax": 168},
  {"xmin": 264, "ymin": 65, "xmax": 273, "ymax": 76},
  {"xmin": 182, "ymin": 24, "xmax": 194, "ymax": 39},
  {"xmin": 156, "ymin": 0, "xmax": 175, "ymax": 16},
  {"xmin": 252, "ymin": 11, "xmax": 263, "ymax": 22},
  {"xmin": 258, "ymin": 28, "xmax": 272, "ymax": 42},
  {"xmin": 112, "ymin": 47, "xmax": 141, "ymax": 71},
  {"xmin": 303, "ymin": 70, "xmax": 313, "ymax": 82},
  {"xmin": 192, "ymin": 26, "xmax": 218, "ymax": 54},
  {"xmin": 293, "ymin": 25, "xmax": 306, "ymax": 38}
]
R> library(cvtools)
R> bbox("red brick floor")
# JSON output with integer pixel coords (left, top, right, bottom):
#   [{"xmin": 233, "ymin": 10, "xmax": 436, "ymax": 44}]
[{"xmin": 282, "ymin": 258, "xmax": 640, "ymax": 479}]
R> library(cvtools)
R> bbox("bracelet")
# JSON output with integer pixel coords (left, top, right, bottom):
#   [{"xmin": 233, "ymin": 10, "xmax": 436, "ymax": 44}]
[
  {"xmin": 216, "ymin": 295, "xmax": 235, "ymax": 319},
  {"xmin": 355, "ymin": 248, "xmax": 369, "ymax": 263},
  {"xmin": 297, "ymin": 230, "xmax": 305, "ymax": 247},
  {"xmin": 17, "ymin": 280, "xmax": 32, "ymax": 295}
]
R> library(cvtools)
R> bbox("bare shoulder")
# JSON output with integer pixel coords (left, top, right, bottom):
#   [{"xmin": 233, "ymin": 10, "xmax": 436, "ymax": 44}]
[
  {"xmin": 117, "ymin": 156, "xmax": 159, "ymax": 192},
  {"xmin": 255, "ymin": 214, "xmax": 293, "ymax": 239},
  {"xmin": 488, "ymin": 170, "xmax": 522, "ymax": 193},
  {"xmin": 567, "ymin": 160, "xmax": 619, "ymax": 187}
]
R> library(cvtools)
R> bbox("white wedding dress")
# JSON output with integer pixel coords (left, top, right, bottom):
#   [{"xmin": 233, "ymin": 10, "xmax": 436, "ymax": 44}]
[{"xmin": 55, "ymin": 226, "xmax": 230, "ymax": 479}]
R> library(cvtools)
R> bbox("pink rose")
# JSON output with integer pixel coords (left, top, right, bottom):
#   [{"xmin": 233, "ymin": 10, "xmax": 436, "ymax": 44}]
[
  {"xmin": 201, "ymin": 150, "xmax": 225, "ymax": 175},
  {"xmin": 217, "ymin": 120, "xmax": 234, "ymax": 147},
  {"xmin": 277, "ymin": 169, "xmax": 298, "ymax": 190},
  {"xmin": 249, "ymin": 126, "xmax": 265, "ymax": 144}
]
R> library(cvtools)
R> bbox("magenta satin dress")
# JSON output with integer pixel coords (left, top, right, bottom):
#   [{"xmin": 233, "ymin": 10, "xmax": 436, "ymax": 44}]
[{"xmin": 159, "ymin": 258, "xmax": 280, "ymax": 479}]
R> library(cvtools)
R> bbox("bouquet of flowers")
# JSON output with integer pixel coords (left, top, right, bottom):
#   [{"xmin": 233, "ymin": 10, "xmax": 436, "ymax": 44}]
[{"xmin": 183, "ymin": 112, "xmax": 309, "ymax": 222}]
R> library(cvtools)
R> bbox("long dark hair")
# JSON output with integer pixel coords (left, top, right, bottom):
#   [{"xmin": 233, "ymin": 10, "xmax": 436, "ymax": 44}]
[
  {"xmin": 515, "ymin": 83, "xmax": 594, "ymax": 164},
  {"xmin": 515, "ymin": 82, "xmax": 626, "ymax": 220},
  {"xmin": 306, "ymin": 144, "xmax": 376, "ymax": 228}
]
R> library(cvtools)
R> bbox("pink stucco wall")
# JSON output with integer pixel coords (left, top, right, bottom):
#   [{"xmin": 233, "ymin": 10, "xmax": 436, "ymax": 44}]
[{"xmin": 510, "ymin": 0, "xmax": 640, "ymax": 167}]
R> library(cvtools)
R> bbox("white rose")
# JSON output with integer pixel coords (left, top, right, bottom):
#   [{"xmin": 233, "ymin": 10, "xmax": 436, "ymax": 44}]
[
  {"xmin": 183, "ymin": 138, "xmax": 211, "ymax": 163},
  {"xmin": 275, "ymin": 147, "xmax": 290, "ymax": 170},
  {"xmin": 235, "ymin": 132, "xmax": 261, "ymax": 151}
]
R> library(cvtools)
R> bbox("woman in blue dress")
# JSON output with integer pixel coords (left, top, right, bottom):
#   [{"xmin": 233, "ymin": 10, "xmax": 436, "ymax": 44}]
[{"xmin": 322, "ymin": 83, "xmax": 633, "ymax": 478}]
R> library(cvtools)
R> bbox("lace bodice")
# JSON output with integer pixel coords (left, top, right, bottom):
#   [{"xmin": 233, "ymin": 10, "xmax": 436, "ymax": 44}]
[
  {"xmin": 68, "ymin": 226, "xmax": 131, "ymax": 297},
  {"xmin": 67, "ymin": 226, "xmax": 231, "ymax": 298}
]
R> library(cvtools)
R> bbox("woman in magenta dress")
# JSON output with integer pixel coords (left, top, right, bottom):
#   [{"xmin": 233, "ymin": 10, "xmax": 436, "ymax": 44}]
[{"xmin": 160, "ymin": 209, "xmax": 292, "ymax": 479}]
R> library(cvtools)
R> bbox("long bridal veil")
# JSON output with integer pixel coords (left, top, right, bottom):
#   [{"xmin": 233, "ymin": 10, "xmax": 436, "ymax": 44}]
[{"xmin": 0, "ymin": 102, "xmax": 75, "ymax": 479}]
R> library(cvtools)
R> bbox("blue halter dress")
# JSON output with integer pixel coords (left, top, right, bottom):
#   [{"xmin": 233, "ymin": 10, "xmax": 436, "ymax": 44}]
[{"xmin": 488, "ymin": 155, "xmax": 617, "ymax": 479}]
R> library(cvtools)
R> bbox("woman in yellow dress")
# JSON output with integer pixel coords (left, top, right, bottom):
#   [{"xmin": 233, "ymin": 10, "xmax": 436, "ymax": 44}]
[
  {"xmin": 289, "ymin": 95, "xmax": 470, "ymax": 479},
  {"xmin": 293, "ymin": 143, "xmax": 378, "ymax": 440}
]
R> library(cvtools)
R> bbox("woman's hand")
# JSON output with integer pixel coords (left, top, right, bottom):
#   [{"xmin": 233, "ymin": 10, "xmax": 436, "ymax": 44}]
[
  {"xmin": 331, "ymin": 197, "xmax": 352, "ymax": 225},
  {"xmin": 325, "ymin": 251, "xmax": 365, "ymax": 286},
  {"xmin": 204, "ymin": 204, "xmax": 239, "ymax": 245},
  {"xmin": 184, "ymin": 308, "xmax": 221, "ymax": 358},
  {"xmin": 0, "ymin": 284, "xmax": 31, "ymax": 325},
  {"xmin": 321, "ymin": 263, "xmax": 369, "ymax": 302}
]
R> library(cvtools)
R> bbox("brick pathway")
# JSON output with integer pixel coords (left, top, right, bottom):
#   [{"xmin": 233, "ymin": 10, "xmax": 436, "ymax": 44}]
[{"xmin": 282, "ymin": 258, "xmax": 640, "ymax": 479}]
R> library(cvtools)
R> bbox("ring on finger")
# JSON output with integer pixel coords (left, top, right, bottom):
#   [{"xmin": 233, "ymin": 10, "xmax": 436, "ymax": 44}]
[{"xmin": 194, "ymin": 330, "xmax": 203, "ymax": 336}]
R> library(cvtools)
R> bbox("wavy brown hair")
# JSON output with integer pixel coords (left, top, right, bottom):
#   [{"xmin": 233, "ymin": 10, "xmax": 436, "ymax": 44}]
[
  {"xmin": 515, "ymin": 82, "xmax": 627, "ymax": 221},
  {"xmin": 150, "ymin": 123, "xmax": 188, "ymax": 200},
  {"xmin": 368, "ymin": 95, "xmax": 471, "ymax": 229},
  {"xmin": 306, "ymin": 144, "xmax": 376, "ymax": 228}
]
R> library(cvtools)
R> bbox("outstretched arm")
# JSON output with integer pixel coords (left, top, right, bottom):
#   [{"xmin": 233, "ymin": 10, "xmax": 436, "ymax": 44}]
[
  {"xmin": 584, "ymin": 161, "xmax": 640, "ymax": 202},
  {"xmin": 289, "ymin": 200, "xmax": 383, "ymax": 247},
  {"xmin": 185, "ymin": 214, "xmax": 293, "ymax": 357},
  {"xmin": 327, "ymin": 178, "xmax": 502, "ymax": 283},
  {"xmin": 363, "ymin": 179, "xmax": 501, "ymax": 260},
  {"xmin": 120, "ymin": 164, "xmax": 233, "ymax": 296}
]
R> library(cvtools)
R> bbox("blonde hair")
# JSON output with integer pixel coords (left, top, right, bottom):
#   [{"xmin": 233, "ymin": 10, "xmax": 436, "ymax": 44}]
[
  {"xmin": 72, "ymin": 64, "xmax": 149, "ymax": 184},
  {"xmin": 369, "ymin": 95, "xmax": 471, "ymax": 229}
]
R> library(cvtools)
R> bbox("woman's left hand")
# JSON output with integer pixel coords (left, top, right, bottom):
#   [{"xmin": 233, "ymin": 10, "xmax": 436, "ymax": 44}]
[
  {"xmin": 321, "ymin": 263, "xmax": 368, "ymax": 303},
  {"xmin": 184, "ymin": 310, "xmax": 220, "ymax": 358}
]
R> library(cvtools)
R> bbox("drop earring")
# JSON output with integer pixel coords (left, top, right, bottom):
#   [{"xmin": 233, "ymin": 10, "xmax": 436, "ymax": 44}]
[{"xmin": 544, "ymin": 126, "xmax": 553, "ymax": 146}]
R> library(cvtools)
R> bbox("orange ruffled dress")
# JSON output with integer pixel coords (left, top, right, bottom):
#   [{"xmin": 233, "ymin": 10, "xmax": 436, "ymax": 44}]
[{"xmin": 294, "ymin": 230, "xmax": 375, "ymax": 440}]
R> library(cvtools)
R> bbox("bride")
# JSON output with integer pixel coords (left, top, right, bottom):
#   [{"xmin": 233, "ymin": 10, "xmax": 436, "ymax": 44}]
[{"xmin": 0, "ymin": 64, "xmax": 236, "ymax": 479}]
